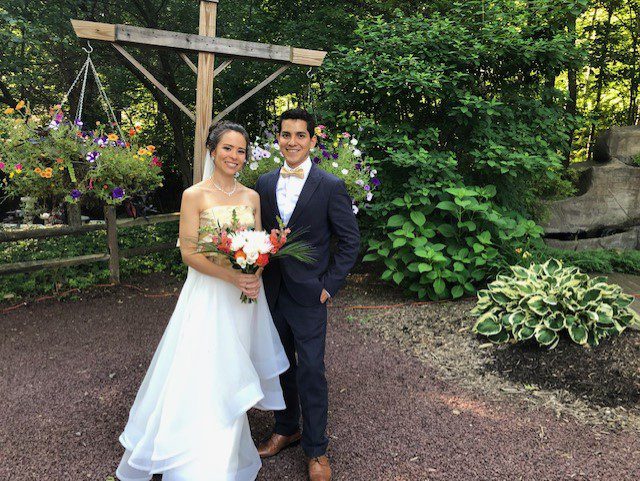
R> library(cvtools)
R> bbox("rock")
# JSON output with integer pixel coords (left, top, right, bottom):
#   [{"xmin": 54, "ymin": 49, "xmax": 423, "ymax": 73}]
[
  {"xmin": 544, "ymin": 227, "xmax": 640, "ymax": 250},
  {"xmin": 543, "ymin": 159, "xmax": 640, "ymax": 235},
  {"xmin": 593, "ymin": 126, "xmax": 640, "ymax": 166}
]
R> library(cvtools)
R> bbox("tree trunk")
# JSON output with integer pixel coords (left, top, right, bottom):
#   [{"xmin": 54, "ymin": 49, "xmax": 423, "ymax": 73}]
[
  {"xmin": 565, "ymin": 11, "xmax": 578, "ymax": 168},
  {"xmin": 587, "ymin": 8, "xmax": 614, "ymax": 162}
]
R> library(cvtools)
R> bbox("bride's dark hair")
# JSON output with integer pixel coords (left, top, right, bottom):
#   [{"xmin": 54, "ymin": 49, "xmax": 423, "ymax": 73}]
[{"xmin": 206, "ymin": 121, "xmax": 251, "ymax": 160}]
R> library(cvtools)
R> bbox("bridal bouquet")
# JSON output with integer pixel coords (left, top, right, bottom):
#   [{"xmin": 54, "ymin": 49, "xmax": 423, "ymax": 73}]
[{"xmin": 198, "ymin": 211, "xmax": 314, "ymax": 303}]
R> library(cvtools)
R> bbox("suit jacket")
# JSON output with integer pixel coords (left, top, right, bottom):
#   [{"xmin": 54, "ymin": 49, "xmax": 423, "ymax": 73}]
[{"xmin": 256, "ymin": 164, "xmax": 361, "ymax": 308}]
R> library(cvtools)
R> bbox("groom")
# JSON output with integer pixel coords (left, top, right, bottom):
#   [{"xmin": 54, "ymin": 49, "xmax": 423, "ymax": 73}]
[{"xmin": 255, "ymin": 108, "xmax": 360, "ymax": 481}]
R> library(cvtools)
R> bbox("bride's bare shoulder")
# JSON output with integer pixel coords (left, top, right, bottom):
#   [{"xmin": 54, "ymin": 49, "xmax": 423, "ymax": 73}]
[{"xmin": 181, "ymin": 183, "xmax": 207, "ymax": 207}]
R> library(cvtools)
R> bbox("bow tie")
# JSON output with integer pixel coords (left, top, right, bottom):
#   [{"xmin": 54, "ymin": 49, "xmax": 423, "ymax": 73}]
[{"xmin": 280, "ymin": 167, "xmax": 304, "ymax": 179}]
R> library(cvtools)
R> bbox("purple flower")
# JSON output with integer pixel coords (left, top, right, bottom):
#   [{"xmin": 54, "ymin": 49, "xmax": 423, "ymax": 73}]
[
  {"xmin": 312, "ymin": 156, "xmax": 321, "ymax": 164},
  {"xmin": 112, "ymin": 187, "xmax": 125, "ymax": 199},
  {"xmin": 322, "ymin": 151, "xmax": 330, "ymax": 159},
  {"xmin": 355, "ymin": 162, "xmax": 362, "ymax": 171},
  {"xmin": 331, "ymin": 153, "xmax": 339, "ymax": 159},
  {"xmin": 364, "ymin": 185, "xmax": 371, "ymax": 191},
  {"xmin": 371, "ymin": 177, "xmax": 381, "ymax": 187},
  {"xmin": 74, "ymin": 119, "xmax": 83, "ymax": 127},
  {"xmin": 86, "ymin": 151, "xmax": 100, "ymax": 162},
  {"xmin": 319, "ymin": 143, "xmax": 326, "ymax": 150},
  {"xmin": 55, "ymin": 112, "xmax": 64, "ymax": 122},
  {"xmin": 94, "ymin": 136, "xmax": 108, "ymax": 147},
  {"xmin": 70, "ymin": 189, "xmax": 82, "ymax": 200}
]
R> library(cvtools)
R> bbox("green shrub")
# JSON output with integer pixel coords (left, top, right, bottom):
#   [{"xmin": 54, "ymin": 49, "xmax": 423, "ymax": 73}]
[{"xmin": 471, "ymin": 259, "xmax": 640, "ymax": 348}]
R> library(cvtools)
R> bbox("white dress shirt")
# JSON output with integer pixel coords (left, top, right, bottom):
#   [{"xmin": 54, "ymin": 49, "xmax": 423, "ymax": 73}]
[{"xmin": 276, "ymin": 157, "xmax": 312, "ymax": 226}]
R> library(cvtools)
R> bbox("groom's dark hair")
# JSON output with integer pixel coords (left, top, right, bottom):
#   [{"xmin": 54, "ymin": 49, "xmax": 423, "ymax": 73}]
[{"xmin": 278, "ymin": 108, "xmax": 316, "ymax": 138}]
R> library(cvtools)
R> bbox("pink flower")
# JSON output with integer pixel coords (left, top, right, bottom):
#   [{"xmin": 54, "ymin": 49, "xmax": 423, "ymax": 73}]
[
  {"xmin": 15, "ymin": 163, "xmax": 22, "ymax": 171},
  {"xmin": 0, "ymin": 162, "xmax": 5, "ymax": 170},
  {"xmin": 342, "ymin": 132, "xmax": 351, "ymax": 138}
]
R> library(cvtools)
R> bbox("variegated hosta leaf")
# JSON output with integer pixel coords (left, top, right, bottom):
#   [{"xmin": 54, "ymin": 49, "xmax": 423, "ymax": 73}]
[
  {"xmin": 568, "ymin": 324, "xmax": 588, "ymax": 345},
  {"xmin": 473, "ymin": 318, "xmax": 502, "ymax": 336},
  {"xmin": 544, "ymin": 312, "xmax": 565, "ymax": 331}
]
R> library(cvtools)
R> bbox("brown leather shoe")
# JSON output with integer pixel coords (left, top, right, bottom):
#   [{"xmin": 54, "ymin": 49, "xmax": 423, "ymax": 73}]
[
  {"xmin": 308, "ymin": 455, "xmax": 331, "ymax": 481},
  {"xmin": 257, "ymin": 431, "xmax": 301, "ymax": 458}
]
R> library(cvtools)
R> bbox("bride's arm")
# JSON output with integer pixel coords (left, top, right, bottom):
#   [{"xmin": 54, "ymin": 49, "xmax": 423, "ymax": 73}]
[{"xmin": 178, "ymin": 189, "xmax": 259, "ymax": 295}]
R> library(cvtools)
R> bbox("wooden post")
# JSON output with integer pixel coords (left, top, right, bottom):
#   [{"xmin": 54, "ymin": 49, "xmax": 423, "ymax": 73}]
[
  {"xmin": 104, "ymin": 205, "xmax": 120, "ymax": 284},
  {"xmin": 193, "ymin": 0, "xmax": 219, "ymax": 184},
  {"xmin": 66, "ymin": 202, "xmax": 82, "ymax": 228}
]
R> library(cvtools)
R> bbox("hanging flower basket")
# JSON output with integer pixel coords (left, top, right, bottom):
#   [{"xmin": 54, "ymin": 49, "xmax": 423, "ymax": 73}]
[{"xmin": 0, "ymin": 103, "xmax": 163, "ymax": 215}]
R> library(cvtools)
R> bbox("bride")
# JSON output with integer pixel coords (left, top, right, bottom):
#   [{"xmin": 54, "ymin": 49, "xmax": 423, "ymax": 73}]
[{"xmin": 115, "ymin": 121, "xmax": 289, "ymax": 481}]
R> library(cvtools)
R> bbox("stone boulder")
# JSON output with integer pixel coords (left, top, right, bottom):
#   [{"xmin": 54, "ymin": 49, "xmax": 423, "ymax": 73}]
[
  {"xmin": 543, "ymin": 159, "xmax": 640, "ymax": 235},
  {"xmin": 544, "ymin": 226, "xmax": 640, "ymax": 251},
  {"xmin": 593, "ymin": 126, "xmax": 640, "ymax": 166}
]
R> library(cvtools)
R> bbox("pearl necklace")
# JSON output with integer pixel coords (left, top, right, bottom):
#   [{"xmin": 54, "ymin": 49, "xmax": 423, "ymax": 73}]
[{"xmin": 209, "ymin": 177, "xmax": 237, "ymax": 197}]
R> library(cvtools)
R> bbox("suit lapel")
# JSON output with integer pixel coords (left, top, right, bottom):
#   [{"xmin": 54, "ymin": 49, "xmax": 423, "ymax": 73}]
[
  {"xmin": 266, "ymin": 168, "xmax": 280, "ymax": 224},
  {"xmin": 288, "ymin": 164, "xmax": 322, "ymax": 227}
]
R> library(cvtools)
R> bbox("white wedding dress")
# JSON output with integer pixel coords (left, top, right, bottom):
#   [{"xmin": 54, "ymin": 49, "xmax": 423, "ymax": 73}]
[{"xmin": 116, "ymin": 204, "xmax": 289, "ymax": 481}]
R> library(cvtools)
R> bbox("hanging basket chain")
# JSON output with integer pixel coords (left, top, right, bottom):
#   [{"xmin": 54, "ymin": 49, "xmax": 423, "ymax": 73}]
[
  {"xmin": 88, "ymin": 57, "xmax": 124, "ymax": 139},
  {"xmin": 56, "ymin": 42, "xmax": 124, "ymax": 139},
  {"xmin": 75, "ymin": 53, "xmax": 91, "ymax": 122}
]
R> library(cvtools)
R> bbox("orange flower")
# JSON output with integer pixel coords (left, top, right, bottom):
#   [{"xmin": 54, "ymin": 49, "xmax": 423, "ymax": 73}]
[
  {"xmin": 56, "ymin": 158, "xmax": 64, "ymax": 163},
  {"xmin": 107, "ymin": 133, "xmax": 119, "ymax": 141},
  {"xmin": 15, "ymin": 100, "xmax": 25, "ymax": 110},
  {"xmin": 135, "ymin": 125, "xmax": 142, "ymax": 132},
  {"xmin": 34, "ymin": 167, "xmax": 42, "ymax": 174},
  {"xmin": 43, "ymin": 172, "xmax": 52, "ymax": 178},
  {"xmin": 103, "ymin": 184, "xmax": 108, "ymax": 189},
  {"xmin": 4, "ymin": 107, "xmax": 14, "ymax": 115},
  {"xmin": 44, "ymin": 167, "xmax": 53, "ymax": 174},
  {"xmin": 234, "ymin": 250, "xmax": 247, "ymax": 260},
  {"xmin": 147, "ymin": 145, "xmax": 156, "ymax": 152},
  {"xmin": 138, "ymin": 148, "xmax": 147, "ymax": 155},
  {"xmin": 256, "ymin": 253, "xmax": 270, "ymax": 267},
  {"xmin": 125, "ymin": 142, "xmax": 130, "ymax": 148},
  {"xmin": 128, "ymin": 128, "xmax": 136, "ymax": 137}
]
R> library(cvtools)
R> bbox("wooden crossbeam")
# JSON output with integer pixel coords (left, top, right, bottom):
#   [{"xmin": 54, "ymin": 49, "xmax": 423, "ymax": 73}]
[
  {"xmin": 112, "ymin": 43, "xmax": 195, "ymax": 121},
  {"xmin": 178, "ymin": 52, "xmax": 197, "ymax": 73},
  {"xmin": 213, "ymin": 65, "xmax": 289, "ymax": 124},
  {"xmin": 71, "ymin": 20, "xmax": 326, "ymax": 66},
  {"xmin": 214, "ymin": 59, "xmax": 233, "ymax": 77}
]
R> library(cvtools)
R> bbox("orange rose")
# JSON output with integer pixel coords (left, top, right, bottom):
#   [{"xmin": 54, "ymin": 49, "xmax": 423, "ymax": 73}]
[{"xmin": 234, "ymin": 250, "xmax": 247, "ymax": 260}]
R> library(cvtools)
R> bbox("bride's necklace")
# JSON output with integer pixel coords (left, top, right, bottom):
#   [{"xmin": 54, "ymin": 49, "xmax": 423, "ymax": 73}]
[{"xmin": 209, "ymin": 176, "xmax": 237, "ymax": 197}]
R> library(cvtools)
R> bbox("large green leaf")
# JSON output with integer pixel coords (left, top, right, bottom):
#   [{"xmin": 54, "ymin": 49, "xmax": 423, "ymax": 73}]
[
  {"xmin": 474, "ymin": 319, "xmax": 502, "ymax": 336},
  {"xmin": 568, "ymin": 325, "xmax": 588, "ymax": 345},
  {"xmin": 410, "ymin": 211, "xmax": 426, "ymax": 227},
  {"xmin": 535, "ymin": 328, "xmax": 558, "ymax": 347}
]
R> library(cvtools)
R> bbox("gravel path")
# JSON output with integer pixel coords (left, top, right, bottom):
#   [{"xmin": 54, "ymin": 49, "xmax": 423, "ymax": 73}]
[{"xmin": 1, "ymin": 273, "xmax": 640, "ymax": 480}]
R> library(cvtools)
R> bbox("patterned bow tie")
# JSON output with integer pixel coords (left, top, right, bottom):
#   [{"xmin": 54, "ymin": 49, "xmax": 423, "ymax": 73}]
[{"xmin": 280, "ymin": 167, "xmax": 304, "ymax": 179}]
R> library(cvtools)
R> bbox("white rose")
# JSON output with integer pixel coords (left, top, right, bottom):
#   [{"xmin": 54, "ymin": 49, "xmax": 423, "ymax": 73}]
[
  {"xmin": 250, "ymin": 162, "xmax": 259, "ymax": 171},
  {"xmin": 353, "ymin": 148, "xmax": 362, "ymax": 157},
  {"xmin": 236, "ymin": 256, "xmax": 247, "ymax": 269}
]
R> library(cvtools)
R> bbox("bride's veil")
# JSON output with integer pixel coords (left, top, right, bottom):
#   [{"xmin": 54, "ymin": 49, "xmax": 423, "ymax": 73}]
[{"xmin": 202, "ymin": 149, "xmax": 214, "ymax": 180}]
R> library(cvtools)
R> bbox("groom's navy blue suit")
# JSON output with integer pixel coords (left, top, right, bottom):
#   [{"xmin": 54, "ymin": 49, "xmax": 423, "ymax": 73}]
[{"xmin": 256, "ymin": 163, "xmax": 360, "ymax": 457}]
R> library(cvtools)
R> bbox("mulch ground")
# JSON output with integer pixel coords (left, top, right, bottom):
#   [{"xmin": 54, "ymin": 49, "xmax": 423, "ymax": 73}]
[{"xmin": 2, "ymin": 272, "xmax": 640, "ymax": 480}]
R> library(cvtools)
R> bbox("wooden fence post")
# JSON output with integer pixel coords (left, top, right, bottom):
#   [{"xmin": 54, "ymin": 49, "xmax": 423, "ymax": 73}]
[{"xmin": 104, "ymin": 205, "xmax": 120, "ymax": 284}]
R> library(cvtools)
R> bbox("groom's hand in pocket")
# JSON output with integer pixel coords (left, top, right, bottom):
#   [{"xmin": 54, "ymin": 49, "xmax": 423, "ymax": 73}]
[{"xmin": 320, "ymin": 289, "xmax": 331, "ymax": 304}]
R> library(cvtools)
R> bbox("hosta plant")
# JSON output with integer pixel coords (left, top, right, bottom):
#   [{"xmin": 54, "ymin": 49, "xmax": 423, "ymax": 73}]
[{"xmin": 472, "ymin": 259, "xmax": 640, "ymax": 348}]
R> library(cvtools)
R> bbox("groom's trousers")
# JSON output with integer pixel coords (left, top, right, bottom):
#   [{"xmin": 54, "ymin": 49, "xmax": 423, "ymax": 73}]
[{"xmin": 271, "ymin": 283, "xmax": 329, "ymax": 458}]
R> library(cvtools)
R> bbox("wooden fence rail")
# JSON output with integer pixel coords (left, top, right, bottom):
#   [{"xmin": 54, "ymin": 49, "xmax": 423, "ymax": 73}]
[{"xmin": 0, "ymin": 207, "xmax": 179, "ymax": 282}]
